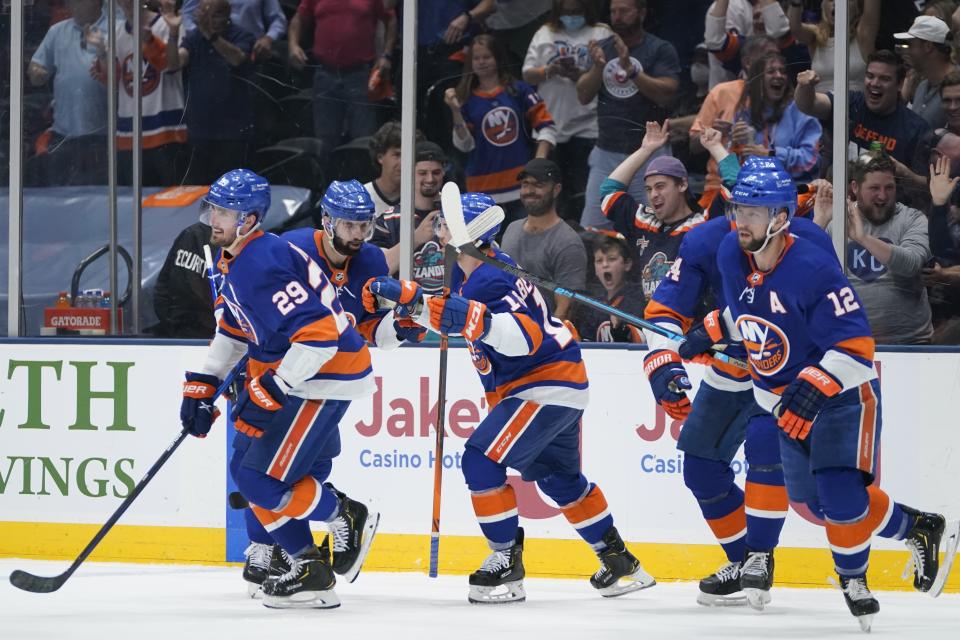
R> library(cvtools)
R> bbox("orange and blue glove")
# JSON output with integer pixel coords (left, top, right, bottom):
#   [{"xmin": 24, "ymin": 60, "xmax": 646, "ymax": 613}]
[
  {"xmin": 678, "ymin": 310, "xmax": 727, "ymax": 362},
  {"xmin": 181, "ymin": 372, "xmax": 222, "ymax": 437},
  {"xmin": 231, "ymin": 370, "xmax": 287, "ymax": 438},
  {"xmin": 643, "ymin": 350, "xmax": 693, "ymax": 420},
  {"xmin": 362, "ymin": 276, "xmax": 422, "ymax": 317},
  {"xmin": 427, "ymin": 294, "xmax": 491, "ymax": 341},
  {"xmin": 775, "ymin": 366, "xmax": 842, "ymax": 440}
]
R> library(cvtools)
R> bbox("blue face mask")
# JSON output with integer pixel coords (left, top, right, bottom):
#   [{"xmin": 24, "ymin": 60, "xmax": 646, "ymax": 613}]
[{"xmin": 559, "ymin": 15, "xmax": 586, "ymax": 31}]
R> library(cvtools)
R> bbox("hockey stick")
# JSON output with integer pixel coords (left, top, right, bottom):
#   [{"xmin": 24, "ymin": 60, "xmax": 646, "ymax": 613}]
[
  {"xmin": 438, "ymin": 183, "xmax": 748, "ymax": 370},
  {"xmin": 9, "ymin": 357, "xmax": 248, "ymax": 594},
  {"xmin": 429, "ymin": 243, "xmax": 457, "ymax": 578}
]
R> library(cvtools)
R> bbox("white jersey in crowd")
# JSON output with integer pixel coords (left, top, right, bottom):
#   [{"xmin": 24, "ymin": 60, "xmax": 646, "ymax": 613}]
[
  {"xmin": 703, "ymin": 0, "xmax": 789, "ymax": 89},
  {"xmin": 112, "ymin": 16, "xmax": 187, "ymax": 150},
  {"xmin": 523, "ymin": 21, "xmax": 614, "ymax": 143},
  {"xmin": 364, "ymin": 180, "xmax": 399, "ymax": 218}
]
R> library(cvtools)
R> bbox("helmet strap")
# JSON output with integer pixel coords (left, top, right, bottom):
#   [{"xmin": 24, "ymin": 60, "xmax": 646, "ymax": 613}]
[{"xmin": 748, "ymin": 211, "xmax": 790, "ymax": 255}]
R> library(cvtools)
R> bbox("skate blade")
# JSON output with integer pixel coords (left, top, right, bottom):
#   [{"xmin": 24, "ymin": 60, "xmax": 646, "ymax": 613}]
[
  {"xmin": 696, "ymin": 591, "xmax": 748, "ymax": 607},
  {"xmin": 340, "ymin": 511, "xmax": 381, "ymax": 584},
  {"xmin": 468, "ymin": 580, "xmax": 526, "ymax": 604},
  {"xmin": 929, "ymin": 519, "xmax": 960, "ymax": 598},
  {"xmin": 743, "ymin": 587, "xmax": 771, "ymax": 611},
  {"xmin": 596, "ymin": 567, "xmax": 656, "ymax": 598},
  {"xmin": 246, "ymin": 581, "xmax": 263, "ymax": 599},
  {"xmin": 856, "ymin": 613, "xmax": 875, "ymax": 633},
  {"xmin": 263, "ymin": 589, "xmax": 341, "ymax": 610}
]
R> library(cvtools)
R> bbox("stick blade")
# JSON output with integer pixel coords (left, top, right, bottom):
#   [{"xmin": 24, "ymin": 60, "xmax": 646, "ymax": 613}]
[
  {"xmin": 441, "ymin": 182, "xmax": 472, "ymax": 247},
  {"xmin": 10, "ymin": 569, "xmax": 66, "ymax": 593}
]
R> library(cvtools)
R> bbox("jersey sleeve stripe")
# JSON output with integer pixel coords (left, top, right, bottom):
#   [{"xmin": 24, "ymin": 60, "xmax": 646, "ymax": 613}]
[
  {"xmin": 834, "ymin": 336, "xmax": 875, "ymax": 362},
  {"xmin": 600, "ymin": 191, "xmax": 626, "ymax": 218},
  {"xmin": 356, "ymin": 316, "xmax": 382, "ymax": 344},
  {"xmin": 289, "ymin": 316, "xmax": 340, "ymax": 346},
  {"xmin": 510, "ymin": 313, "xmax": 544, "ymax": 354},
  {"xmin": 217, "ymin": 317, "xmax": 249, "ymax": 340},
  {"xmin": 643, "ymin": 299, "xmax": 694, "ymax": 333}
]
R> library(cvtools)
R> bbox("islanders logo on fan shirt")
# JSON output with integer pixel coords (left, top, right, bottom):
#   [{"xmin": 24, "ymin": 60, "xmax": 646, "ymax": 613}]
[
  {"xmin": 736, "ymin": 314, "xmax": 790, "ymax": 376},
  {"xmin": 602, "ymin": 57, "xmax": 642, "ymax": 98},
  {"xmin": 482, "ymin": 106, "xmax": 520, "ymax": 147}
]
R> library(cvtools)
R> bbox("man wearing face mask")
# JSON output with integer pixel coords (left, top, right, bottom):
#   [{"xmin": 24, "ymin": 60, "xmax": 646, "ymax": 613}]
[
  {"xmin": 576, "ymin": 0, "xmax": 681, "ymax": 230},
  {"xmin": 846, "ymin": 150, "xmax": 933, "ymax": 345}
]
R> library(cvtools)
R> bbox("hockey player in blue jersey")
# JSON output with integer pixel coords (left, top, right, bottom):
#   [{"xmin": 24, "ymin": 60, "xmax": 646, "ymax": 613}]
[
  {"xmin": 179, "ymin": 170, "xmax": 380, "ymax": 610},
  {"xmin": 680, "ymin": 159, "xmax": 958, "ymax": 631},
  {"xmin": 235, "ymin": 180, "xmax": 426, "ymax": 598},
  {"xmin": 363, "ymin": 191, "xmax": 655, "ymax": 604},
  {"xmin": 643, "ymin": 156, "xmax": 836, "ymax": 609}
]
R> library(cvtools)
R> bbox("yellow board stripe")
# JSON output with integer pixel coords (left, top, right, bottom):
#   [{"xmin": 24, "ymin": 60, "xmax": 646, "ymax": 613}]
[{"xmin": 1, "ymin": 522, "xmax": 956, "ymax": 593}]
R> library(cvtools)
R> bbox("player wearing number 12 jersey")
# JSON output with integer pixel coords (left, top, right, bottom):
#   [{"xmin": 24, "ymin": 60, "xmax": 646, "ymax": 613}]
[
  {"xmin": 179, "ymin": 170, "xmax": 381, "ymax": 611},
  {"xmin": 683, "ymin": 157, "xmax": 958, "ymax": 631},
  {"xmin": 363, "ymin": 191, "xmax": 655, "ymax": 604}
]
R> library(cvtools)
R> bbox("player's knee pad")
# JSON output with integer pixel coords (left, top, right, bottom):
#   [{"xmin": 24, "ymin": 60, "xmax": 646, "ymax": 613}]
[
  {"xmin": 233, "ymin": 465, "xmax": 287, "ymax": 511},
  {"xmin": 536, "ymin": 472, "xmax": 588, "ymax": 507},
  {"xmin": 683, "ymin": 454, "xmax": 734, "ymax": 502},
  {"xmin": 805, "ymin": 499, "xmax": 825, "ymax": 521},
  {"xmin": 461, "ymin": 444, "xmax": 507, "ymax": 493},
  {"xmin": 816, "ymin": 467, "xmax": 869, "ymax": 522}
]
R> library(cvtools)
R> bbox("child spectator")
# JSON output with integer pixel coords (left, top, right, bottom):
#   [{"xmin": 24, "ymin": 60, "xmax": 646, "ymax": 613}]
[{"xmin": 575, "ymin": 234, "xmax": 646, "ymax": 342}]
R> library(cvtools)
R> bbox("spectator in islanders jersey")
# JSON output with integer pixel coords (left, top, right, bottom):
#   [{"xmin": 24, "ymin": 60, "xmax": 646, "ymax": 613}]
[
  {"xmin": 445, "ymin": 33, "xmax": 558, "ymax": 229},
  {"xmin": 522, "ymin": 0, "xmax": 614, "ymax": 222},
  {"xmin": 91, "ymin": 0, "xmax": 187, "ymax": 186},
  {"xmin": 574, "ymin": 234, "xmax": 646, "ymax": 343},
  {"xmin": 370, "ymin": 141, "xmax": 448, "ymax": 293},
  {"xmin": 575, "ymin": 0, "xmax": 681, "ymax": 229},
  {"xmin": 601, "ymin": 120, "xmax": 707, "ymax": 299}
]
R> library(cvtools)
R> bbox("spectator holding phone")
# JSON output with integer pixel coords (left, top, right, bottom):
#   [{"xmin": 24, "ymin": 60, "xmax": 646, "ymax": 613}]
[{"xmin": 523, "ymin": 0, "xmax": 614, "ymax": 221}]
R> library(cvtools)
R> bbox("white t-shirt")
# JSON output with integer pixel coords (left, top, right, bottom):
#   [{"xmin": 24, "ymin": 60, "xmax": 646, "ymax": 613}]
[
  {"xmin": 522, "ymin": 22, "xmax": 614, "ymax": 143},
  {"xmin": 704, "ymin": 0, "xmax": 789, "ymax": 89},
  {"xmin": 811, "ymin": 37, "xmax": 866, "ymax": 94}
]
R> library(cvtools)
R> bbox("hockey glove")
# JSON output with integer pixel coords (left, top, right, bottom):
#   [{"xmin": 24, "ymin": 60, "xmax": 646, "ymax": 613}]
[
  {"xmin": 394, "ymin": 317, "xmax": 427, "ymax": 343},
  {"xmin": 231, "ymin": 370, "xmax": 288, "ymax": 438},
  {"xmin": 181, "ymin": 372, "xmax": 222, "ymax": 438},
  {"xmin": 678, "ymin": 309, "xmax": 727, "ymax": 362},
  {"xmin": 427, "ymin": 294, "xmax": 491, "ymax": 342},
  {"xmin": 775, "ymin": 366, "xmax": 842, "ymax": 440},
  {"xmin": 362, "ymin": 276, "xmax": 422, "ymax": 317},
  {"xmin": 643, "ymin": 349, "xmax": 693, "ymax": 420}
]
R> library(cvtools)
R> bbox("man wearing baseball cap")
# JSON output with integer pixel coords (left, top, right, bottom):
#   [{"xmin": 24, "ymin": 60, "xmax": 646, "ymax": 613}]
[
  {"xmin": 600, "ymin": 119, "xmax": 707, "ymax": 298},
  {"xmin": 895, "ymin": 15, "xmax": 954, "ymax": 128},
  {"xmin": 500, "ymin": 158, "xmax": 587, "ymax": 320}
]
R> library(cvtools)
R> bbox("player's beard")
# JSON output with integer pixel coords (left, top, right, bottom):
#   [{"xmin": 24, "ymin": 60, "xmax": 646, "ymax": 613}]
[
  {"xmin": 738, "ymin": 229, "xmax": 766, "ymax": 253},
  {"xmin": 332, "ymin": 234, "xmax": 363, "ymax": 256}
]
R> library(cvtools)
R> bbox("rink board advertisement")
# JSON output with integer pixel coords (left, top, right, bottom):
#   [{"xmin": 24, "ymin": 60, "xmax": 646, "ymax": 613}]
[{"xmin": 1, "ymin": 342, "xmax": 958, "ymax": 591}]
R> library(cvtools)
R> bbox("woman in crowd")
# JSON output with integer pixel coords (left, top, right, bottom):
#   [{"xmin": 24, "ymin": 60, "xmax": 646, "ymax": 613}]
[
  {"xmin": 445, "ymin": 34, "xmax": 558, "ymax": 228},
  {"xmin": 522, "ymin": 0, "xmax": 612, "ymax": 221},
  {"xmin": 731, "ymin": 52, "xmax": 821, "ymax": 183},
  {"xmin": 787, "ymin": 0, "xmax": 880, "ymax": 93}
]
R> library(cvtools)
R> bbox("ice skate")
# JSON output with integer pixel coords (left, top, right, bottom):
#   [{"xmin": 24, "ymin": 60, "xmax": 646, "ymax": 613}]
[
  {"xmin": 262, "ymin": 545, "xmax": 340, "ymax": 610},
  {"xmin": 325, "ymin": 483, "xmax": 380, "ymax": 583},
  {"xmin": 835, "ymin": 574, "xmax": 879, "ymax": 633},
  {"xmin": 468, "ymin": 528, "xmax": 526, "ymax": 604},
  {"xmin": 740, "ymin": 548, "xmax": 774, "ymax": 611},
  {"xmin": 245, "ymin": 543, "xmax": 293, "ymax": 599},
  {"xmin": 900, "ymin": 505, "xmax": 958, "ymax": 597},
  {"xmin": 242, "ymin": 542, "xmax": 272, "ymax": 598},
  {"xmin": 697, "ymin": 561, "xmax": 746, "ymax": 606},
  {"xmin": 589, "ymin": 526, "xmax": 656, "ymax": 597}
]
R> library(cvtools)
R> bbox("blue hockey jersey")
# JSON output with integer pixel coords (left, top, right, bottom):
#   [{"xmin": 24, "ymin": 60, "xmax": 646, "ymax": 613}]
[
  {"xmin": 281, "ymin": 228, "xmax": 394, "ymax": 346},
  {"xmin": 645, "ymin": 217, "xmax": 836, "ymax": 390},
  {"xmin": 716, "ymin": 231, "xmax": 876, "ymax": 412},
  {"xmin": 214, "ymin": 230, "xmax": 375, "ymax": 400},
  {"xmin": 448, "ymin": 248, "xmax": 589, "ymax": 410}
]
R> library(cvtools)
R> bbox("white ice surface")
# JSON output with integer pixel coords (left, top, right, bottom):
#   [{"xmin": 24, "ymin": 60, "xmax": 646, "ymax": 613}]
[{"xmin": 2, "ymin": 560, "xmax": 958, "ymax": 640}]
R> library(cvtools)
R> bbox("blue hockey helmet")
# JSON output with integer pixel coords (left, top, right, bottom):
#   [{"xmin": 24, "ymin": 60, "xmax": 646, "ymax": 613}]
[
  {"xmin": 321, "ymin": 179, "xmax": 377, "ymax": 243},
  {"xmin": 200, "ymin": 169, "xmax": 271, "ymax": 231},
  {"xmin": 460, "ymin": 191, "xmax": 499, "ymax": 245},
  {"xmin": 729, "ymin": 156, "xmax": 797, "ymax": 219}
]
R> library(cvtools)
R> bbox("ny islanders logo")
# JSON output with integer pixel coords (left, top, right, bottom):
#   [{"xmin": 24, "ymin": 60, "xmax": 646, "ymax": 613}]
[
  {"xmin": 736, "ymin": 315, "xmax": 790, "ymax": 376},
  {"xmin": 482, "ymin": 107, "xmax": 520, "ymax": 147},
  {"xmin": 221, "ymin": 283, "xmax": 260, "ymax": 345},
  {"xmin": 602, "ymin": 57, "xmax": 642, "ymax": 98},
  {"xmin": 467, "ymin": 342, "xmax": 492, "ymax": 375}
]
